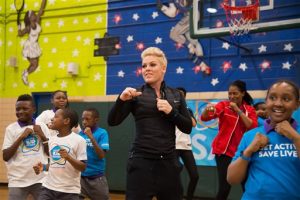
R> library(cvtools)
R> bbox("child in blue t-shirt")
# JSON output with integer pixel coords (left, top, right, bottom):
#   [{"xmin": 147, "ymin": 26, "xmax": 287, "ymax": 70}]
[
  {"xmin": 227, "ymin": 80, "xmax": 300, "ymax": 199},
  {"xmin": 78, "ymin": 108, "xmax": 110, "ymax": 200},
  {"xmin": 254, "ymin": 102, "xmax": 268, "ymax": 126}
]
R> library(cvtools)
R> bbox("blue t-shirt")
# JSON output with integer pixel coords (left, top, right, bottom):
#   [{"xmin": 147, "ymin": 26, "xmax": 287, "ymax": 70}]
[
  {"xmin": 233, "ymin": 120, "xmax": 300, "ymax": 200},
  {"xmin": 257, "ymin": 116, "xmax": 265, "ymax": 127},
  {"xmin": 79, "ymin": 127, "xmax": 109, "ymax": 177}
]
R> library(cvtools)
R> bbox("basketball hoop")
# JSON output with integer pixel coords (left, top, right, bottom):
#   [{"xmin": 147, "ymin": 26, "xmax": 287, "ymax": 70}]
[{"xmin": 222, "ymin": 0, "xmax": 260, "ymax": 36}]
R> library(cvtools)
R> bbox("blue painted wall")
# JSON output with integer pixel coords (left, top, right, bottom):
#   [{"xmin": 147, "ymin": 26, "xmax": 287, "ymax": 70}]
[{"xmin": 106, "ymin": 0, "xmax": 300, "ymax": 95}]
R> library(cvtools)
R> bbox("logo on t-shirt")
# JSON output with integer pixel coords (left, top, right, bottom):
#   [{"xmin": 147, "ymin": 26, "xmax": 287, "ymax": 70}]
[
  {"xmin": 50, "ymin": 145, "xmax": 70, "ymax": 165},
  {"xmin": 85, "ymin": 138, "xmax": 94, "ymax": 147},
  {"xmin": 21, "ymin": 134, "xmax": 40, "ymax": 153},
  {"xmin": 259, "ymin": 143, "xmax": 298, "ymax": 158}
]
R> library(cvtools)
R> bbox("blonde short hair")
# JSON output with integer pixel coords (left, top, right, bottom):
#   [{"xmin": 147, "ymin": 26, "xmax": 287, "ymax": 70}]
[{"xmin": 141, "ymin": 47, "xmax": 167, "ymax": 67}]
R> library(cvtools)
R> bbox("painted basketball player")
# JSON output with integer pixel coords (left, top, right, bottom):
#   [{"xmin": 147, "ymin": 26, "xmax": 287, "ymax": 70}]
[
  {"xmin": 18, "ymin": 0, "xmax": 47, "ymax": 85},
  {"xmin": 157, "ymin": 0, "xmax": 210, "ymax": 73}
]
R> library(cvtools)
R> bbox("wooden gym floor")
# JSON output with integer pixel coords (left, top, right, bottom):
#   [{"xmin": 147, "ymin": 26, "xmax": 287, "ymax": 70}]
[{"xmin": 0, "ymin": 184, "xmax": 125, "ymax": 200}]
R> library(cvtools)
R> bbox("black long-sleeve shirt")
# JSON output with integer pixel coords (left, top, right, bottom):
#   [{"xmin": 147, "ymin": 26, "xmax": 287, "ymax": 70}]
[{"xmin": 107, "ymin": 82, "xmax": 192, "ymax": 155}]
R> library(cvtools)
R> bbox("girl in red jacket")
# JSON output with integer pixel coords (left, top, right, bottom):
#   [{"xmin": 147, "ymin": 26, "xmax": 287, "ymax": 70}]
[{"xmin": 201, "ymin": 80, "xmax": 258, "ymax": 200}]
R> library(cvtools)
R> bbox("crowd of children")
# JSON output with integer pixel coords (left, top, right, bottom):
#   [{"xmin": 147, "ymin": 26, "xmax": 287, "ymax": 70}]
[
  {"xmin": 1, "ymin": 66, "xmax": 300, "ymax": 199},
  {"xmin": 2, "ymin": 91, "xmax": 109, "ymax": 200}
]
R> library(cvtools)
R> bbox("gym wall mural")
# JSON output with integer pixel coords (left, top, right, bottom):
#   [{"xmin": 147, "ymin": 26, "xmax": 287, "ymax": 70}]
[
  {"xmin": 0, "ymin": 0, "xmax": 299, "ymax": 97},
  {"xmin": 0, "ymin": 0, "xmax": 108, "ymax": 97}
]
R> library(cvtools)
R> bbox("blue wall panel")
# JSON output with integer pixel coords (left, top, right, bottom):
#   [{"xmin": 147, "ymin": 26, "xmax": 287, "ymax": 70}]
[{"xmin": 106, "ymin": 0, "xmax": 300, "ymax": 95}]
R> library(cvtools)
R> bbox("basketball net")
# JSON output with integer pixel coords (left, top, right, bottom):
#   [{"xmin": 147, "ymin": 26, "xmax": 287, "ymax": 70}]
[{"xmin": 222, "ymin": 0, "xmax": 260, "ymax": 36}]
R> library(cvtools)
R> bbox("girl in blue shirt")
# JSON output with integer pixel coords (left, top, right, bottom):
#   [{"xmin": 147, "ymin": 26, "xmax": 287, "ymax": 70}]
[{"xmin": 227, "ymin": 80, "xmax": 300, "ymax": 200}]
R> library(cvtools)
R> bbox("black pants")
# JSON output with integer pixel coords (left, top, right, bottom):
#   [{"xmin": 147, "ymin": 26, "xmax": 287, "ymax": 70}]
[
  {"xmin": 215, "ymin": 154, "xmax": 232, "ymax": 200},
  {"xmin": 177, "ymin": 149, "xmax": 199, "ymax": 200},
  {"xmin": 126, "ymin": 156, "xmax": 183, "ymax": 200},
  {"xmin": 38, "ymin": 187, "xmax": 79, "ymax": 200}
]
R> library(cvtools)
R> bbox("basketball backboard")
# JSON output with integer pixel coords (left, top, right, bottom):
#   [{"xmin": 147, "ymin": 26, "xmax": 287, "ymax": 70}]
[{"xmin": 191, "ymin": 0, "xmax": 300, "ymax": 38}]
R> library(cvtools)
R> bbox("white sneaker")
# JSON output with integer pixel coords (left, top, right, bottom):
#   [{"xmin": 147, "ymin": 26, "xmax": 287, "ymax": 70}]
[
  {"xmin": 22, "ymin": 70, "xmax": 29, "ymax": 85},
  {"xmin": 188, "ymin": 43, "xmax": 195, "ymax": 54},
  {"xmin": 199, "ymin": 61, "xmax": 210, "ymax": 72}
]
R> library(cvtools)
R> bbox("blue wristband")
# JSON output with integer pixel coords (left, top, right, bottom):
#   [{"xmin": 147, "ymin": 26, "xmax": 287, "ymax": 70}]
[
  {"xmin": 43, "ymin": 164, "xmax": 47, "ymax": 171},
  {"xmin": 237, "ymin": 110, "xmax": 243, "ymax": 115},
  {"xmin": 240, "ymin": 151, "xmax": 251, "ymax": 162}
]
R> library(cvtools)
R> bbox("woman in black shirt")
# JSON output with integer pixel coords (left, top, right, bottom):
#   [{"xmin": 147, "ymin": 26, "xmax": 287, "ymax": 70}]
[{"xmin": 108, "ymin": 47, "xmax": 192, "ymax": 200}]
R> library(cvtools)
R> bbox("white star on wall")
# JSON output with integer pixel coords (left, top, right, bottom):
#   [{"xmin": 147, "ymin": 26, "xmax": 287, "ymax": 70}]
[
  {"xmin": 34, "ymin": 2, "xmax": 39, "ymax": 8},
  {"xmin": 83, "ymin": 17, "xmax": 89, "ymax": 24},
  {"xmin": 48, "ymin": 62, "xmax": 53, "ymax": 67},
  {"xmin": 127, "ymin": 35, "xmax": 134, "ymax": 42},
  {"xmin": 246, "ymin": 0, "xmax": 252, "ymax": 5},
  {"xmin": 51, "ymin": 48, "xmax": 57, "ymax": 53},
  {"xmin": 94, "ymin": 33, "xmax": 100, "ymax": 38},
  {"xmin": 7, "ymin": 41, "xmax": 12, "ymax": 47},
  {"xmin": 61, "ymin": 80, "xmax": 67, "ymax": 89},
  {"xmin": 155, "ymin": 37, "xmax": 162, "ymax": 44},
  {"xmin": 83, "ymin": 37, "xmax": 91, "ymax": 45},
  {"xmin": 73, "ymin": 19, "xmax": 79, "ymax": 25},
  {"xmin": 61, "ymin": 36, "xmax": 67, "ymax": 43},
  {"xmin": 258, "ymin": 45, "xmax": 267, "ymax": 53},
  {"xmin": 43, "ymin": 37, "xmax": 49, "ymax": 43},
  {"xmin": 72, "ymin": 49, "xmax": 79, "ymax": 57},
  {"xmin": 29, "ymin": 82, "xmax": 35, "ymax": 88},
  {"xmin": 152, "ymin": 12, "xmax": 159, "ymax": 19},
  {"xmin": 132, "ymin": 13, "xmax": 140, "ymax": 21},
  {"xmin": 211, "ymin": 78, "xmax": 219, "ymax": 86},
  {"xmin": 239, "ymin": 63, "xmax": 248, "ymax": 71},
  {"xmin": 118, "ymin": 70, "xmax": 125, "ymax": 77},
  {"xmin": 9, "ymin": 27, "xmax": 14, "ymax": 32},
  {"xmin": 222, "ymin": 42, "xmax": 230, "ymax": 50},
  {"xmin": 282, "ymin": 61, "xmax": 291, "ymax": 70},
  {"xmin": 42, "ymin": 82, "xmax": 48, "ymax": 88},
  {"xmin": 94, "ymin": 72, "xmax": 102, "ymax": 81},
  {"xmin": 12, "ymin": 83, "xmax": 18, "ymax": 88},
  {"xmin": 10, "ymin": 3, "xmax": 15, "ymax": 11},
  {"xmin": 49, "ymin": 0, "xmax": 56, "ymax": 5},
  {"xmin": 96, "ymin": 15, "xmax": 102, "ymax": 23},
  {"xmin": 0, "ymin": 40, "xmax": 2, "ymax": 47},
  {"xmin": 45, "ymin": 21, "xmax": 51, "ymax": 27},
  {"xmin": 76, "ymin": 35, "xmax": 82, "ymax": 41},
  {"xmin": 0, "ymin": 6, "xmax": 2, "ymax": 12},
  {"xmin": 283, "ymin": 43, "xmax": 293, "ymax": 52},
  {"xmin": 77, "ymin": 81, "xmax": 83, "ymax": 86},
  {"xmin": 176, "ymin": 66, "xmax": 184, "ymax": 74},
  {"xmin": 59, "ymin": 61, "xmax": 66, "ymax": 69},
  {"xmin": 58, "ymin": 19, "xmax": 65, "ymax": 28}
]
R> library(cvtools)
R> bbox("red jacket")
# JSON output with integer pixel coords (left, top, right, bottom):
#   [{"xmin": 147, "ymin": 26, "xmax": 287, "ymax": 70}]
[{"xmin": 201, "ymin": 101, "xmax": 258, "ymax": 157}]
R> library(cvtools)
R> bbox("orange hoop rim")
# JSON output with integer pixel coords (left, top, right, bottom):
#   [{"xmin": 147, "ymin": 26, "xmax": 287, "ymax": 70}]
[{"xmin": 222, "ymin": 1, "xmax": 259, "ymax": 12}]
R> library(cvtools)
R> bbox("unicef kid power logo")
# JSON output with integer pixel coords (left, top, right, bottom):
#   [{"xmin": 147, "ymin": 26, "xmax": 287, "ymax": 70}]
[
  {"xmin": 21, "ymin": 134, "xmax": 40, "ymax": 153},
  {"xmin": 50, "ymin": 145, "xmax": 70, "ymax": 165}
]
